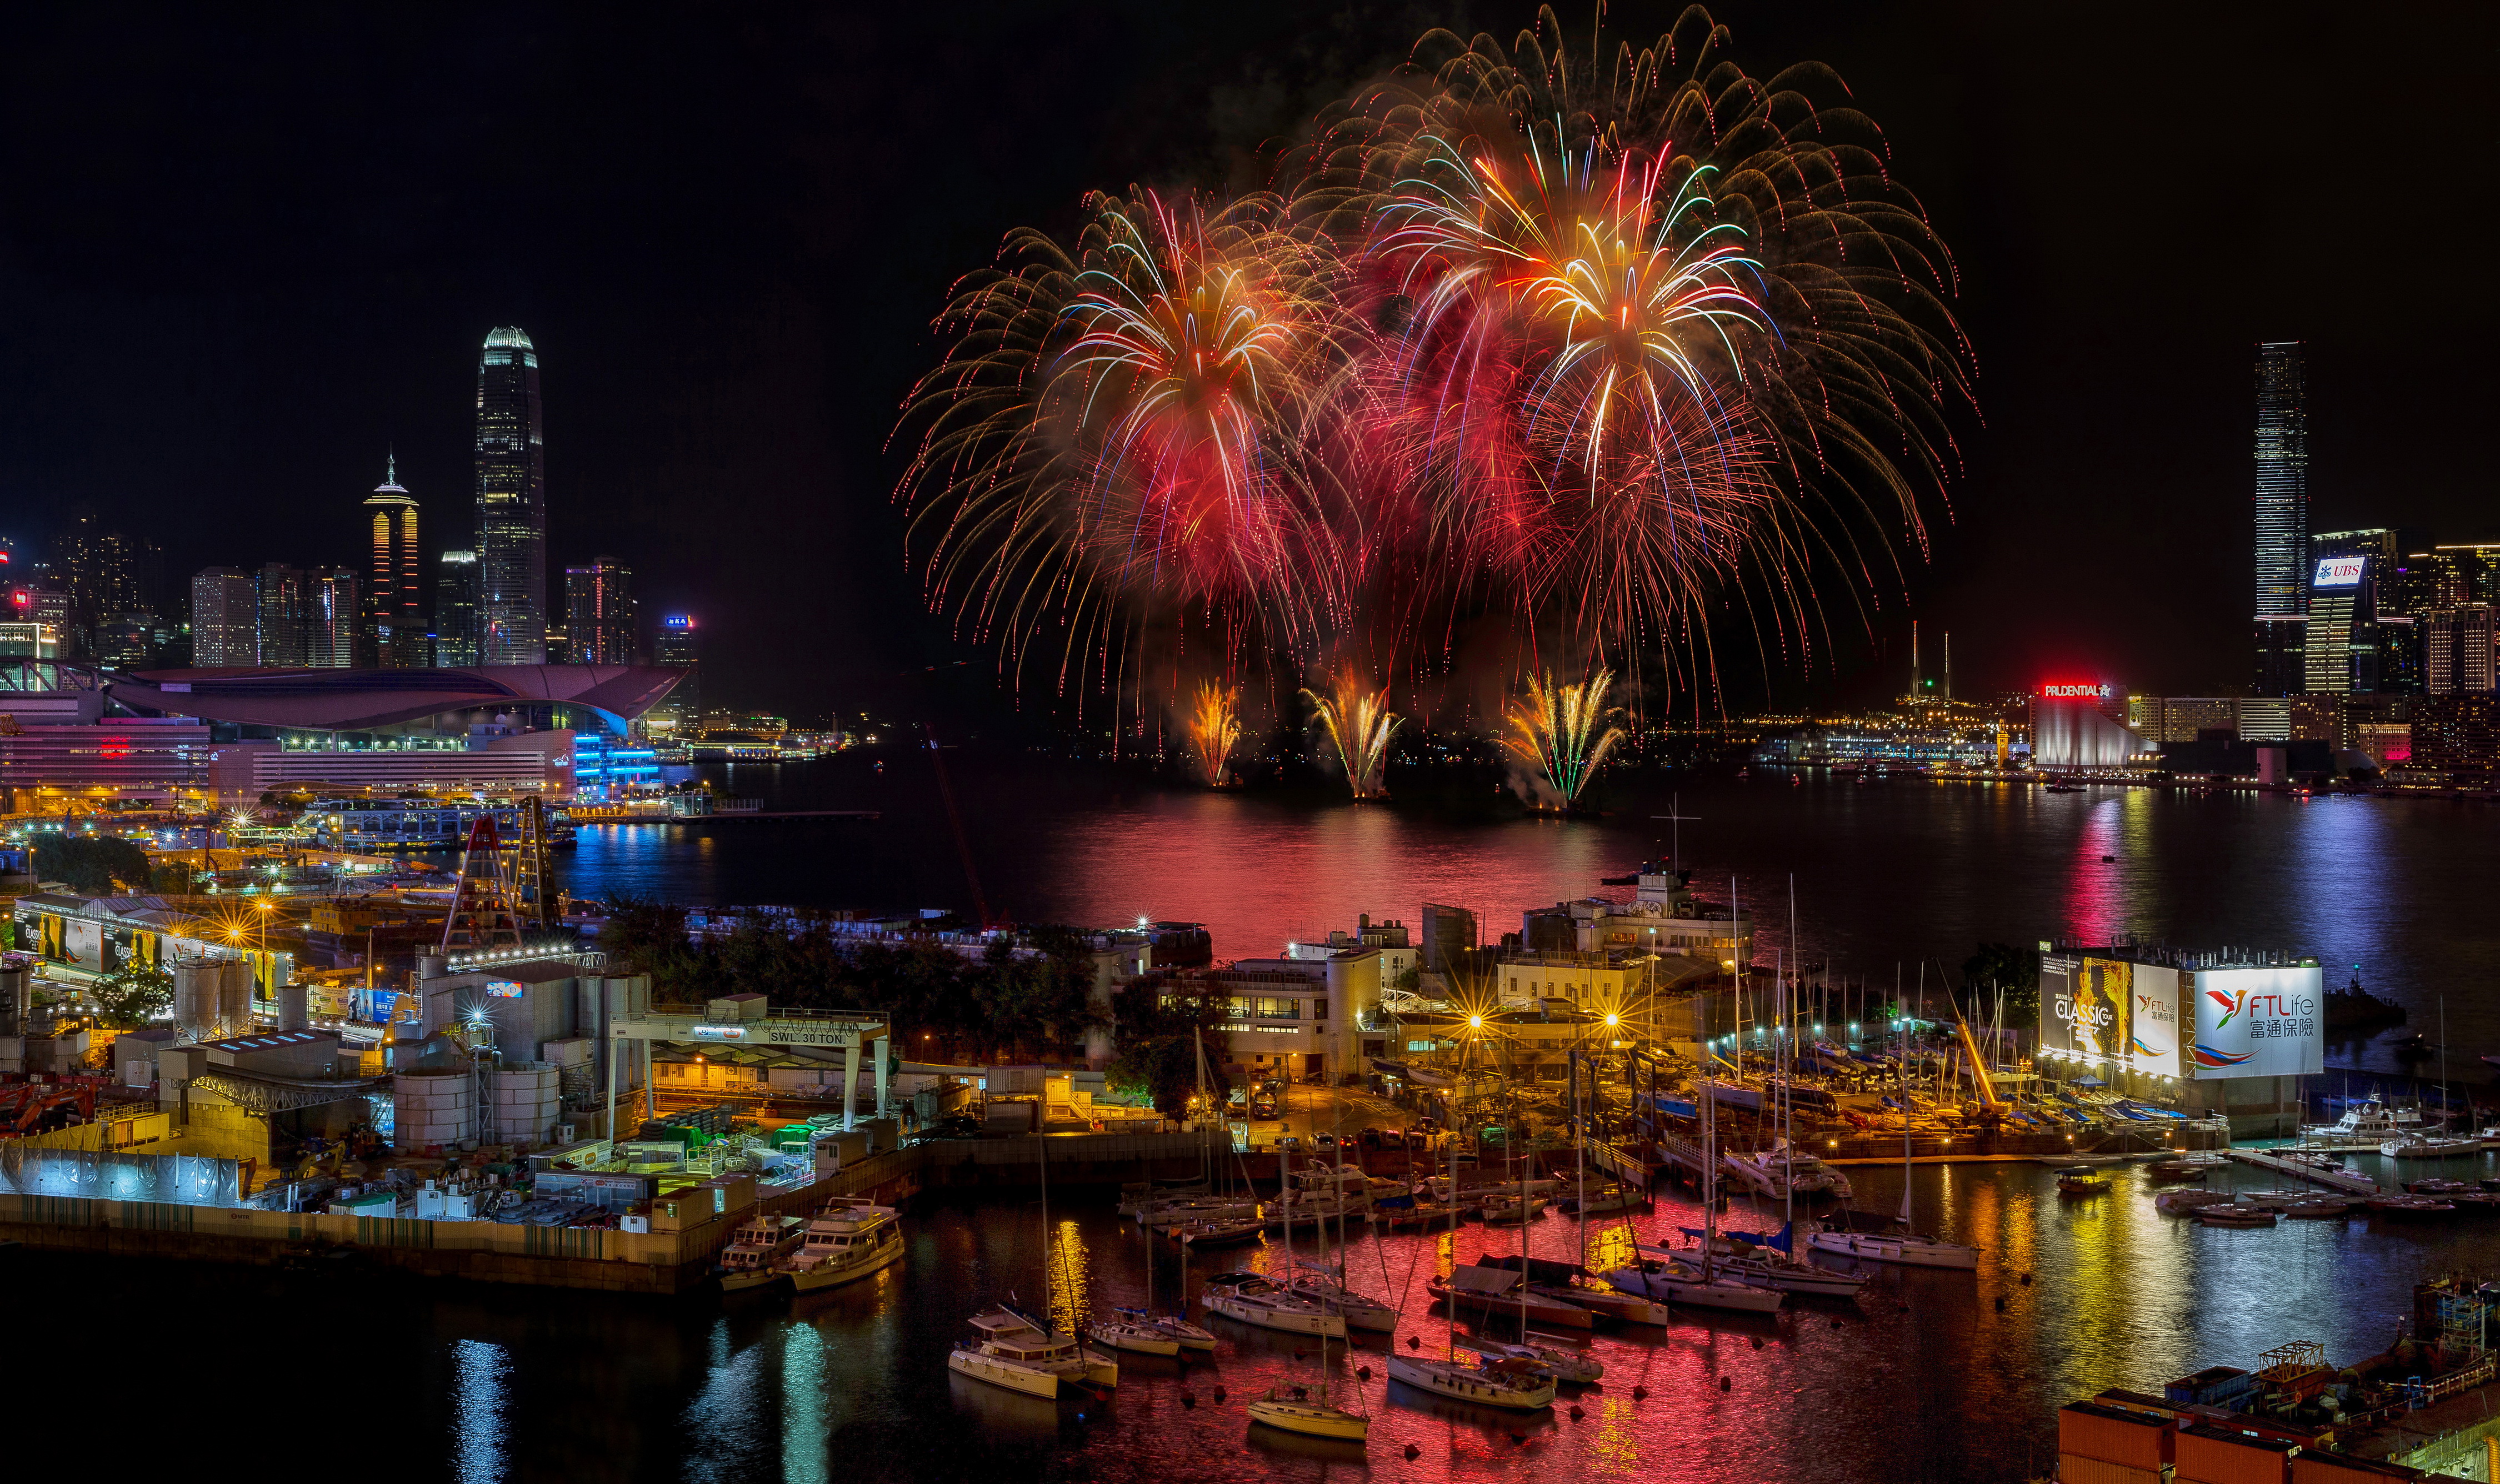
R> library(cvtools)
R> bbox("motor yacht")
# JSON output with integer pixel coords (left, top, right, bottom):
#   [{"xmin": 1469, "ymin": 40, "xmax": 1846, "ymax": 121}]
[
  {"xmin": 777, "ymin": 1199, "xmax": 906, "ymax": 1293},
  {"xmin": 947, "ymin": 1307, "xmax": 1116, "ymax": 1397},
  {"xmin": 717, "ymin": 1212, "xmax": 806, "ymax": 1293},
  {"xmin": 2383, "ymin": 1134, "xmax": 2483, "ymax": 1159}
]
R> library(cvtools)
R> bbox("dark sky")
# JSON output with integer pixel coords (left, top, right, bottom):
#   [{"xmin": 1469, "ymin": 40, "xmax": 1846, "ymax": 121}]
[{"xmin": 4, "ymin": 2, "xmax": 2494, "ymax": 720}]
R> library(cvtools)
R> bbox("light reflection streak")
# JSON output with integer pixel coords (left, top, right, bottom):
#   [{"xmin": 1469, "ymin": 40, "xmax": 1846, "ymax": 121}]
[{"xmin": 451, "ymin": 1338, "xmax": 509, "ymax": 1484}]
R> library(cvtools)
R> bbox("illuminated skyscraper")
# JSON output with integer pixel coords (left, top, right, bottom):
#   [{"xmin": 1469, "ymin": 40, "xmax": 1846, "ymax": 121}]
[
  {"xmin": 648, "ymin": 613, "xmax": 699, "ymax": 735},
  {"xmin": 474, "ymin": 327, "xmax": 546, "ymax": 663},
  {"xmin": 361, "ymin": 454, "xmax": 422, "ymax": 665},
  {"xmin": 190, "ymin": 568, "xmax": 257, "ymax": 665},
  {"xmin": 433, "ymin": 550, "xmax": 479, "ymax": 666},
  {"xmin": 563, "ymin": 556, "xmax": 638, "ymax": 664},
  {"xmin": 2251, "ymin": 342, "xmax": 2309, "ymax": 695}
]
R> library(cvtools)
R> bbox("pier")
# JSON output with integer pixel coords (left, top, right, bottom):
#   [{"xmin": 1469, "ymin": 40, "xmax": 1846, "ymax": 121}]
[{"xmin": 2223, "ymin": 1148, "xmax": 2380, "ymax": 1194}]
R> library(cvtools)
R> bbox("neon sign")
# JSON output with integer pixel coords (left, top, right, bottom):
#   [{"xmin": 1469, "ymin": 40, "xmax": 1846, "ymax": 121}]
[{"xmin": 2040, "ymin": 683, "xmax": 2112, "ymax": 699}]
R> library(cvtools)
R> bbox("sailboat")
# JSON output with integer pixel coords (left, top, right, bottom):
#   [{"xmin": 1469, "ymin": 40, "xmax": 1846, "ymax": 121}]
[
  {"xmin": 950, "ymin": 1119, "xmax": 1121, "ymax": 1397},
  {"xmin": 1248, "ymin": 1104, "xmax": 1369, "ymax": 1443},
  {"xmin": 1599, "ymin": 1046, "xmax": 1785, "ymax": 1313},
  {"xmin": 1388, "ymin": 1126, "xmax": 1559, "ymax": 1411},
  {"xmin": 1807, "ymin": 1011, "xmax": 1981, "ymax": 1271}
]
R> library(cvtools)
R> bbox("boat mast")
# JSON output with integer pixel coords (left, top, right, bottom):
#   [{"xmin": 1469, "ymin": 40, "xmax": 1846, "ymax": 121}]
[{"xmin": 1899, "ymin": 1001, "xmax": 1914, "ymax": 1230}]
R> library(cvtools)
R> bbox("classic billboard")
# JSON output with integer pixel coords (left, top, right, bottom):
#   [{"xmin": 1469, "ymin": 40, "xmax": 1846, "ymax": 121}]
[
  {"xmin": 2041, "ymin": 953, "xmax": 2182, "ymax": 1077},
  {"xmin": 2187, "ymin": 965, "xmax": 2324, "ymax": 1078}
]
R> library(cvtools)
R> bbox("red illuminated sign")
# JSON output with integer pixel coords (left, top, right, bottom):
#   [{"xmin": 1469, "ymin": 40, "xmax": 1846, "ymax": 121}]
[{"xmin": 2040, "ymin": 683, "xmax": 2112, "ymax": 699}]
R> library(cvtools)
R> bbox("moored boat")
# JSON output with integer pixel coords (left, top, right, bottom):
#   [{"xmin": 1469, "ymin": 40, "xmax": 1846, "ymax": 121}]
[
  {"xmin": 778, "ymin": 1199, "xmax": 906, "ymax": 1293},
  {"xmin": 1385, "ymin": 1352, "xmax": 1558, "ymax": 1411},
  {"xmin": 1469, "ymin": 1338, "xmax": 1604, "ymax": 1385},
  {"xmin": 1201, "ymin": 1272, "xmax": 1347, "ymax": 1338},
  {"xmin": 2055, "ymin": 1167, "xmax": 2111, "ymax": 1196},
  {"xmin": 947, "ymin": 1308, "xmax": 1107, "ymax": 1398},
  {"xmin": 2196, "ymin": 1207, "xmax": 2278, "ymax": 1229},
  {"xmin": 1427, "ymin": 1265, "xmax": 1599, "ymax": 1328},
  {"xmin": 718, "ymin": 1212, "xmax": 807, "ymax": 1292}
]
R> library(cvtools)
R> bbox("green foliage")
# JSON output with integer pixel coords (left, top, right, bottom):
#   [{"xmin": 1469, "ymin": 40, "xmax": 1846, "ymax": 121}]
[
  {"xmin": 32, "ymin": 832, "xmax": 152, "ymax": 896},
  {"xmin": 1108, "ymin": 1032, "xmax": 1230, "ymax": 1117},
  {"xmin": 89, "ymin": 962, "xmax": 175, "ymax": 1029},
  {"xmin": 594, "ymin": 898, "xmax": 1114, "ymax": 1064},
  {"xmin": 1963, "ymin": 941, "xmax": 2041, "ymax": 1025}
]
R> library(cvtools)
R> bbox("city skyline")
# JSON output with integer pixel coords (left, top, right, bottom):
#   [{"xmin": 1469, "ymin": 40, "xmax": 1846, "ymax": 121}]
[{"xmin": 2, "ymin": 4, "xmax": 2495, "ymax": 719}]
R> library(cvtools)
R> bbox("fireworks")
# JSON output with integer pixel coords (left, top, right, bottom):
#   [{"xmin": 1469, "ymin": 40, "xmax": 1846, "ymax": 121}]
[
  {"xmin": 897, "ymin": 189, "xmax": 1353, "ymax": 695},
  {"xmin": 1303, "ymin": 675, "xmax": 1402, "ymax": 799},
  {"xmin": 1504, "ymin": 666, "xmax": 1626, "ymax": 809},
  {"xmin": 896, "ymin": 9, "xmax": 1973, "ymax": 734},
  {"xmin": 1186, "ymin": 683, "xmax": 1242, "ymax": 785}
]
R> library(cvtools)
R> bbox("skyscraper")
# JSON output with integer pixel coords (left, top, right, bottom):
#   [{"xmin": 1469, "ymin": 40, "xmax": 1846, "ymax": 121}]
[
  {"xmin": 433, "ymin": 550, "xmax": 479, "ymax": 666},
  {"xmin": 361, "ymin": 454, "xmax": 422, "ymax": 666},
  {"xmin": 190, "ymin": 568, "xmax": 257, "ymax": 665},
  {"xmin": 649, "ymin": 613, "xmax": 699, "ymax": 735},
  {"xmin": 474, "ymin": 327, "xmax": 546, "ymax": 664},
  {"xmin": 2251, "ymin": 342, "xmax": 2309, "ymax": 695},
  {"xmin": 563, "ymin": 557, "xmax": 637, "ymax": 664}
]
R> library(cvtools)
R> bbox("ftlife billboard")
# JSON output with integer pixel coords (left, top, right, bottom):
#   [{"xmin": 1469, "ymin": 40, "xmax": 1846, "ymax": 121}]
[
  {"xmin": 2187, "ymin": 965, "xmax": 2324, "ymax": 1078},
  {"xmin": 2041, "ymin": 952, "xmax": 2321, "ymax": 1080}
]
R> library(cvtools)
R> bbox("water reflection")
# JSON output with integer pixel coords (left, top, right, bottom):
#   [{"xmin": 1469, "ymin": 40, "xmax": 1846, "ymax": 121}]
[
  {"xmin": 450, "ymin": 1338, "xmax": 509, "ymax": 1484},
  {"xmin": 563, "ymin": 759, "xmax": 2497, "ymax": 1072}
]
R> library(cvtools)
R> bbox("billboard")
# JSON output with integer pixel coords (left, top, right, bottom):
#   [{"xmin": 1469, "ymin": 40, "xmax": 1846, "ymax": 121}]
[
  {"xmin": 2312, "ymin": 556, "xmax": 2366, "ymax": 588},
  {"xmin": 2040, "ymin": 953, "xmax": 2182, "ymax": 1077},
  {"xmin": 2188, "ymin": 965, "xmax": 2323, "ymax": 1078}
]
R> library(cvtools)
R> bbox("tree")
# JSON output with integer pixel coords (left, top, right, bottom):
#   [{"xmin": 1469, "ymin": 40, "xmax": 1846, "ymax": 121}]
[
  {"xmin": 1962, "ymin": 942, "xmax": 2042, "ymax": 1026},
  {"xmin": 89, "ymin": 962, "xmax": 174, "ymax": 1029},
  {"xmin": 32, "ymin": 832, "xmax": 152, "ymax": 896}
]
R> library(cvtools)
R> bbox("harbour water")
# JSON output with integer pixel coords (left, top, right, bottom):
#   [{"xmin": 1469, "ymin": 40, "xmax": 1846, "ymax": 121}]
[
  {"xmin": 29, "ymin": 754, "xmax": 2496, "ymax": 1481},
  {"xmin": 29, "ymin": 1150, "xmax": 2500, "ymax": 1482},
  {"xmin": 564, "ymin": 753, "xmax": 2497, "ymax": 1077}
]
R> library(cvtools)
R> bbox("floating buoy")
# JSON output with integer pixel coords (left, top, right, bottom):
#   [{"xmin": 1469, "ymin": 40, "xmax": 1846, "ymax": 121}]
[
  {"xmin": 1568, "ymin": 1406, "xmax": 1585, "ymax": 1421},
  {"xmin": 1180, "ymin": 1391, "xmax": 1197, "ymax": 1410},
  {"xmin": 1995, "ymin": 1296, "xmax": 2008, "ymax": 1311},
  {"xmin": 1719, "ymin": 1376, "xmax": 1732, "ymax": 1391},
  {"xmin": 1749, "ymin": 1336, "xmax": 1762, "ymax": 1350},
  {"xmin": 1213, "ymin": 1385, "xmax": 1227, "ymax": 1404},
  {"xmin": 1631, "ymin": 1385, "xmax": 1649, "ymax": 1400},
  {"xmin": 1407, "ymin": 1335, "xmax": 1422, "ymax": 1350},
  {"xmin": 1403, "ymin": 1444, "xmax": 1422, "ymax": 1460},
  {"xmin": 1356, "ymin": 1366, "xmax": 1372, "ymax": 1380}
]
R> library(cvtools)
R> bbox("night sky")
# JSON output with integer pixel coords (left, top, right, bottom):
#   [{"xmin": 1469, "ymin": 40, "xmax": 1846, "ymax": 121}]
[{"xmin": 3, "ymin": 2, "xmax": 2493, "ymax": 720}]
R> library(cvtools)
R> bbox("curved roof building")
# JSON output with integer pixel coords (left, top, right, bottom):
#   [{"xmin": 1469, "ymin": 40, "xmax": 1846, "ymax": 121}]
[{"xmin": 109, "ymin": 664, "xmax": 684, "ymax": 734}]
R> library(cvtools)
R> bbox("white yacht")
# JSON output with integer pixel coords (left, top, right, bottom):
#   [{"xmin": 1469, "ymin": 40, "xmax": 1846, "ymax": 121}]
[
  {"xmin": 778, "ymin": 1199, "xmax": 906, "ymax": 1293},
  {"xmin": 1723, "ymin": 1139, "xmax": 1853, "ymax": 1201},
  {"xmin": 2382, "ymin": 1134, "xmax": 2483, "ymax": 1159},
  {"xmin": 717, "ymin": 1212, "xmax": 807, "ymax": 1293},
  {"xmin": 1386, "ymin": 1352, "xmax": 1558, "ymax": 1411},
  {"xmin": 1806, "ymin": 1224, "xmax": 1981, "ymax": 1270},
  {"xmin": 1599, "ymin": 1251, "xmax": 1786, "ymax": 1313},
  {"xmin": 947, "ymin": 1308, "xmax": 1116, "ymax": 1398},
  {"xmin": 1200, "ymin": 1272, "xmax": 1347, "ymax": 1338},
  {"xmin": 1286, "ymin": 1265, "xmax": 1398, "ymax": 1332},
  {"xmin": 1114, "ymin": 1306, "xmax": 1216, "ymax": 1352},
  {"xmin": 2301, "ymin": 1094, "xmax": 2424, "ymax": 1145}
]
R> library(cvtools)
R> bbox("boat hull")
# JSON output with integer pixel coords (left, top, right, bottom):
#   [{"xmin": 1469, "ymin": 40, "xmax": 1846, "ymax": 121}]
[
  {"xmin": 1429, "ymin": 1285, "xmax": 1597, "ymax": 1328},
  {"xmin": 1601, "ymin": 1267, "xmax": 1785, "ymax": 1313},
  {"xmin": 1806, "ymin": 1231, "xmax": 1979, "ymax": 1271},
  {"xmin": 948, "ymin": 1349, "xmax": 1060, "ymax": 1398},
  {"xmin": 1386, "ymin": 1356, "xmax": 1556, "ymax": 1411},
  {"xmin": 1248, "ymin": 1400, "xmax": 1370, "ymax": 1440},
  {"xmin": 719, "ymin": 1268, "xmax": 789, "ymax": 1294},
  {"xmin": 1204, "ymin": 1292, "xmax": 1348, "ymax": 1338},
  {"xmin": 784, "ymin": 1233, "xmax": 906, "ymax": 1293}
]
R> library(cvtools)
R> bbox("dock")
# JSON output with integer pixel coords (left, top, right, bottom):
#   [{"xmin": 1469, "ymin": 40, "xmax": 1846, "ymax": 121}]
[
  {"xmin": 574, "ymin": 810, "xmax": 881, "ymax": 826},
  {"xmin": 2223, "ymin": 1148, "xmax": 2379, "ymax": 1194}
]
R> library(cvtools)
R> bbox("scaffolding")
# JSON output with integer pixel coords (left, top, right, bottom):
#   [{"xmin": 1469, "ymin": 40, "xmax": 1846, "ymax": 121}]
[{"xmin": 441, "ymin": 816, "xmax": 528, "ymax": 956}]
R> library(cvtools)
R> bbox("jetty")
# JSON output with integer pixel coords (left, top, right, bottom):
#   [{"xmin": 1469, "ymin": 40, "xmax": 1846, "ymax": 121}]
[{"xmin": 2223, "ymin": 1148, "xmax": 2378, "ymax": 1195}]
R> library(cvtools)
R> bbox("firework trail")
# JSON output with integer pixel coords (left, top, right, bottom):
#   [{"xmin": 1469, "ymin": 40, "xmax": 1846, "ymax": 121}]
[
  {"xmin": 1303, "ymin": 675, "xmax": 1402, "ymax": 799},
  {"xmin": 1186, "ymin": 683, "xmax": 1242, "ymax": 785},
  {"xmin": 1504, "ymin": 665, "xmax": 1625, "ymax": 808}
]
